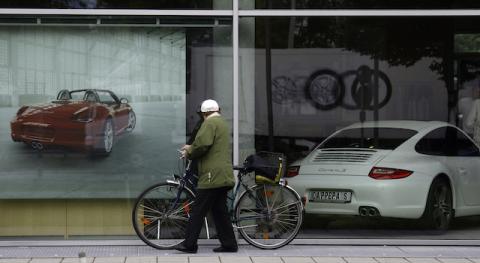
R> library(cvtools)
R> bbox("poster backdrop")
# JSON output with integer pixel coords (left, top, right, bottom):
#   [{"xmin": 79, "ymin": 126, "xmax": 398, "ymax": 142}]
[{"xmin": 0, "ymin": 26, "xmax": 186, "ymax": 198}]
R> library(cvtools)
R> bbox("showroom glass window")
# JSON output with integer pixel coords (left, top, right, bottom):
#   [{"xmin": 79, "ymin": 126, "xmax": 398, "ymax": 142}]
[
  {"xmin": 0, "ymin": 16, "xmax": 232, "ymax": 238},
  {"xmin": 238, "ymin": 15, "xmax": 480, "ymax": 236}
]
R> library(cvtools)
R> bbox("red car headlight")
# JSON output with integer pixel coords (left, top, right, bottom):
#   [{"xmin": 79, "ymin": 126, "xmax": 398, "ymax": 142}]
[
  {"xmin": 73, "ymin": 107, "xmax": 94, "ymax": 123},
  {"xmin": 369, "ymin": 167, "xmax": 413, "ymax": 180}
]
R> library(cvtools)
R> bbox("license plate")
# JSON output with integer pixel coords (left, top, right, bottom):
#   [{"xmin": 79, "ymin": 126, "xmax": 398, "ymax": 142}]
[{"xmin": 309, "ymin": 190, "xmax": 352, "ymax": 203}]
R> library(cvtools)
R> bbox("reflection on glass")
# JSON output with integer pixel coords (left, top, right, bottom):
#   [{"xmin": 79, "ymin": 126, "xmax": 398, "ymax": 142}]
[
  {"xmin": 250, "ymin": 17, "xmax": 451, "ymax": 162},
  {"xmin": 455, "ymin": 34, "xmax": 480, "ymax": 53}
]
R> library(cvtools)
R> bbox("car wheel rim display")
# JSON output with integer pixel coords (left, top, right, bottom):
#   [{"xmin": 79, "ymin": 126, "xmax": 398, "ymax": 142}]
[
  {"xmin": 432, "ymin": 184, "xmax": 452, "ymax": 230},
  {"xmin": 104, "ymin": 121, "xmax": 113, "ymax": 152},
  {"xmin": 127, "ymin": 112, "xmax": 136, "ymax": 131},
  {"xmin": 310, "ymin": 74, "xmax": 340, "ymax": 106}
]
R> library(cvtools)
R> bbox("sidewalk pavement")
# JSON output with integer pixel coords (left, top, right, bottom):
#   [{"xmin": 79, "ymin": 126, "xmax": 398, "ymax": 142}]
[
  {"xmin": 2, "ymin": 257, "xmax": 480, "ymax": 263},
  {"xmin": 0, "ymin": 245, "xmax": 480, "ymax": 263}
]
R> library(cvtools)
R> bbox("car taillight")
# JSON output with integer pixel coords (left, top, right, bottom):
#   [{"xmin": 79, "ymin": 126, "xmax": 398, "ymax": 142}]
[
  {"xmin": 73, "ymin": 107, "xmax": 94, "ymax": 123},
  {"xmin": 369, "ymin": 167, "xmax": 413, "ymax": 180},
  {"xmin": 286, "ymin": 166, "xmax": 300, "ymax": 178}
]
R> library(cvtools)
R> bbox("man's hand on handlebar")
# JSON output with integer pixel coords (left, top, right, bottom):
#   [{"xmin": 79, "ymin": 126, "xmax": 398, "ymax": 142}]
[{"xmin": 178, "ymin": 144, "xmax": 191, "ymax": 159}]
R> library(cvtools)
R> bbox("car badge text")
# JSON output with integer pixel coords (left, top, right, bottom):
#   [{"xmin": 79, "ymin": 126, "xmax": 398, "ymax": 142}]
[{"xmin": 318, "ymin": 168, "xmax": 346, "ymax": 173}]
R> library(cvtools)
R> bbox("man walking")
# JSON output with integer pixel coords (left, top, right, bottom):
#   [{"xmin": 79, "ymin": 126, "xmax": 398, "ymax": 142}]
[{"xmin": 176, "ymin": 99, "xmax": 238, "ymax": 253}]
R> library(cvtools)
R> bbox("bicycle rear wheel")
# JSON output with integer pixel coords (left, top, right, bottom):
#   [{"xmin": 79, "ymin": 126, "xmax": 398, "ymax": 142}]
[
  {"xmin": 235, "ymin": 184, "xmax": 303, "ymax": 249},
  {"xmin": 132, "ymin": 182, "xmax": 195, "ymax": 249}
]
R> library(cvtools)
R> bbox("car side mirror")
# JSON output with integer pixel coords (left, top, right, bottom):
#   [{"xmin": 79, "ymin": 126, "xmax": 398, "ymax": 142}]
[{"xmin": 120, "ymin": 98, "xmax": 128, "ymax": 104}]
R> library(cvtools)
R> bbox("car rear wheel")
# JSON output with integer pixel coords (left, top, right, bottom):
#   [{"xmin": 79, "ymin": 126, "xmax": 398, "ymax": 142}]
[{"xmin": 422, "ymin": 178, "xmax": 453, "ymax": 231}]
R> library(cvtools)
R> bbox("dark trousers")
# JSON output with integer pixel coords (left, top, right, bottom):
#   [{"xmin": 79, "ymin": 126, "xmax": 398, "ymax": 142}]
[{"xmin": 183, "ymin": 186, "xmax": 237, "ymax": 249}]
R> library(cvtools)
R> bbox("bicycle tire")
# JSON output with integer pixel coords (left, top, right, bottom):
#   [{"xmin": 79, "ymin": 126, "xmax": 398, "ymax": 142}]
[
  {"xmin": 305, "ymin": 69, "xmax": 345, "ymax": 110},
  {"xmin": 234, "ymin": 184, "xmax": 304, "ymax": 249},
  {"xmin": 132, "ymin": 182, "xmax": 195, "ymax": 250}
]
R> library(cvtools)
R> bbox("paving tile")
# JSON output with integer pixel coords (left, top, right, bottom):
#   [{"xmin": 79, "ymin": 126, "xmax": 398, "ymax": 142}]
[
  {"xmin": 251, "ymin": 257, "xmax": 284, "ymax": 263},
  {"xmin": 375, "ymin": 258, "xmax": 409, "ymax": 263},
  {"xmin": 219, "ymin": 256, "xmax": 252, "ymax": 263},
  {"xmin": 282, "ymin": 257, "xmax": 315, "ymax": 263},
  {"xmin": 399, "ymin": 247, "xmax": 461, "ymax": 257},
  {"xmin": 246, "ymin": 248, "xmax": 300, "ymax": 257},
  {"xmin": 157, "ymin": 256, "xmax": 188, "ymax": 263},
  {"xmin": 189, "ymin": 257, "xmax": 221, "ymax": 263},
  {"xmin": 344, "ymin": 258, "xmax": 378, "ymax": 263},
  {"xmin": 437, "ymin": 259, "xmax": 471, "ymax": 263},
  {"xmin": 125, "ymin": 257, "xmax": 156, "ymax": 263},
  {"xmin": 61, "ymin": 258, "xmax": 95, "ymax": 263},
  {"xmin": 0, "ymin": 260, "xmax": 31, "ymax": 263},
  {"xmin": 93, "ymin": 257, "xmax": 126, "ymax": 263},
  {"xmin": 313, "ymin": 257, "xmax": 347, "ymax": 263},
  {"xmin": 468, "ymin": 259, "xmax": 480, "ymax": 263},
  {"xmin": 406, "ymin": 258, "xmax": 440, "ymax": 263},
  {"xmin": 310, "ymin": 247, "xmax": 404, "ymax": 258},
  {"xmin": 30, "ymin": 259, "xmax": 62, "ymax": 263}
]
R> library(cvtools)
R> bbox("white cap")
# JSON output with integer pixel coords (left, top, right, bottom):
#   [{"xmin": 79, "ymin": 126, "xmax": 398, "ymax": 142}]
[{"xmin": 200, "ymin": 99, "xmax": 220, "ymax": 112}]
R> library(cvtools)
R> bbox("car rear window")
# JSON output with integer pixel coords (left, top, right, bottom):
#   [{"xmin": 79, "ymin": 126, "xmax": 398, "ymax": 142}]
[{"xmin": 319, "ymin": 128, "xmax": 417, "ymax": 150}]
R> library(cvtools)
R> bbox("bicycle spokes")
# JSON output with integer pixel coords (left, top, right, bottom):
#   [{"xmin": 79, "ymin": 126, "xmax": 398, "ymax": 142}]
[
  {"xmin": 235, "ymin": 184, "xmax": 303, "ymax": 249},
  {"xmin": 132, "ymin": 183, "xmax": 195, "ymax": 249}
]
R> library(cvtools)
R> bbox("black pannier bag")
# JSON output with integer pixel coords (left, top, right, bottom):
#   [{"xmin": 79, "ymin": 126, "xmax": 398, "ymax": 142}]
[{"xmin": 243, "ymin": 152, "xmax": 286, "ymax": 184}]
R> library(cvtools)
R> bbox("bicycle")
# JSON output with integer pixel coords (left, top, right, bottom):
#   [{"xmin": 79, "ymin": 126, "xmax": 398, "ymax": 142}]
[{"xmin": 132, "ymin": 151, "xmax": 304, "ymax": 250}]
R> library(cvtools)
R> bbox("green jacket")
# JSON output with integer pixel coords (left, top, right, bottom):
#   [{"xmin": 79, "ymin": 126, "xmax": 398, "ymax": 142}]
[{"xmin": 186, "ymin": 115, "xmax": 235, "ymax": 189}]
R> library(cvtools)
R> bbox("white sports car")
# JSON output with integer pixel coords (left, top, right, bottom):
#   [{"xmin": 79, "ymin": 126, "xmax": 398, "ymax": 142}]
[{"xmin": 286, "ymin": 120, "xmax": 480, "ymax": 230}]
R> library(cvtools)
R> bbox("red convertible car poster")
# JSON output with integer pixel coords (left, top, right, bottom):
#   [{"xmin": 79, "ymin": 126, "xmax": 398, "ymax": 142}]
[{"xmin": 10, "ymin": 89, "xmax": 136, "ymax": 155}]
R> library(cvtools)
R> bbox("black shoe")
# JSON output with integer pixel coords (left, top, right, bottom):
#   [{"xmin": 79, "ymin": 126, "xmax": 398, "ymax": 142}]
[
  {"xmin": 173, "ymin": 243, "xmax": 198, "ymax": 253},
  {"xmin": 213, "ymin": 246, "xmax": 238, "ymax": 253}
]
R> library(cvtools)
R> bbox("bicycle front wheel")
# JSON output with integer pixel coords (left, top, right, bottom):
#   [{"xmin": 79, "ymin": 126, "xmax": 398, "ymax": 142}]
[
  {"xmin": 235, "ymin": 184, "xmax": 304, "ymax": 249},
  {"xmin": 132, "ymin": 182, "xmax": 195, "ymax": 249}
]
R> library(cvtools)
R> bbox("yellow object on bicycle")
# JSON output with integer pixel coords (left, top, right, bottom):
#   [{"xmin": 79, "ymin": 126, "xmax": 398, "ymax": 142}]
[
  {"xmin": 255, "ymin": 175, "xmax": 277, "ymax": 185},
  {"xmin": 243, "ymin": 152, "xmax": 285, "ymax": 185}
]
